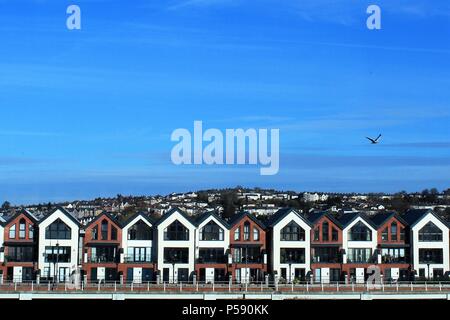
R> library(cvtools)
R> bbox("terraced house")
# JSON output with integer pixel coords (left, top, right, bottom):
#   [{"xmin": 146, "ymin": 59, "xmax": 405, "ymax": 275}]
[
  {"xmin": 120, "ymin": 212, "xmax": 156, "ymax": 283},
  {"xmin": 1, "ymin": 210, "xmax": 38, "ymax": 282},
  {"xmin": 82, "ymin": 212, "xmax": 122, "ymax": 282},
  {"xmin": 37, "ymin": 207, "xmax": 81, "ymax": 282},
  {"xmin": 267, "ymin": 208, "xmax": 311, "ymax": 283},
  {"xmin": 0, "ymin": 206, "xmax": 449, "ymax": 285},
  {"xmin": 308, "ymin": 212, "xmax": 343, "ymax": 283},
  {"xmin": 229, "ymin": 212, "xmax": 267, "ymax": 283},
  {"xmin": 195, "ymin": 211, "xmax": 230, "ymax": 283}
]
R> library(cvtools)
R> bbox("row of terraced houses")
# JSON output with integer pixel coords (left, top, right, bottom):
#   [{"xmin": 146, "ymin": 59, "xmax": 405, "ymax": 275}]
[{"xmin": 0, "ymin": 207, "xmax": 449, "ymax": 284}]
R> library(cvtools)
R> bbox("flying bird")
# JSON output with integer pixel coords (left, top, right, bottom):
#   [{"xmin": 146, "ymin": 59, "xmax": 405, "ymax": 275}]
[{"xmin": 366, "ymin": 134, "xmax": 382, "ymax": 144}]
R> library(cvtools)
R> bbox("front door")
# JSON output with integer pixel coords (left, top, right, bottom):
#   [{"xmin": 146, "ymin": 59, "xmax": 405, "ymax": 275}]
[
  {"xmin": 205, "ymin": 268, "xmax": 215, "ymax": 283},
  {"xmin": 178, "ymin": 268, "xmax": 189, "ymax": 282},
  {"xmin": 240, "ymin": 268, "xmax": 250, "ymax": 284},
  {"xmin": 13, "ymin": 267, "xmax": 23, "ymax": 283},
  {"xmin": 142, "ymin": 268, "xmax": 153, "ymax": 282},
  {"xmin": 355, "ymin": 268, "xmax": 365, "ymax": 284},
  {"xmin": 133, "ymin": 267, "xmax": 142, "ymax": 283}
]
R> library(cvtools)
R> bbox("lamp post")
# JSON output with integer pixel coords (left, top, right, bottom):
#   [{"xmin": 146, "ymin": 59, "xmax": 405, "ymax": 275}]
[
  {"xmin": 171, "ymin": 252, "xmax": 178, "ymax": 284},
  {"xmin": 288, "ymin": 252, "xmax": 293, "ymax": 284},
  {"xmin": 53, "ymin": 243, "xmax": 60, "ymax": 284},
  {"xmin": 426, "ymin": 251, "xmax": 431, "ymax": 281}
]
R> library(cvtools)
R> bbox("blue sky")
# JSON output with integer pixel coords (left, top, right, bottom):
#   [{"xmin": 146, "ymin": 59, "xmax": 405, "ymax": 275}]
[{"xmin": 0, "ymin": 0, "xmax": 449, "ymax": 204}]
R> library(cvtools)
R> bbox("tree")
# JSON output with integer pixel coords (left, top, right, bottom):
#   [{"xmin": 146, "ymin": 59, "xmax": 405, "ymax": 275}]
[
  {"xmin": 1, "ymin": 201, "xmax": 11, "ymax": 210},
  {"xmin": 221, "ymin": 191, "xmax": 237, "ymax": 219}
]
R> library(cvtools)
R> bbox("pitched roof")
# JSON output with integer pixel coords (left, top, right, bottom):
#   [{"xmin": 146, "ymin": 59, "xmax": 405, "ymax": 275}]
[
  {"xmin": 3, "ymin": 209, "xmax": 39, "ymax": 226},
  {"xmin": 84, "ymin": 211, "xmax": 121, "ymax": 229},
  {"xmin": 306, "ymin": 211, "xmax": 342, "ymax": 229},
  {"xmin": 228, "ymin": 211, "xmax": 266, "ymax": 229},
  {"xmin": 195, "ymin": 210, "xmax": 230, "ymax": 229},
  {"xmin": 265, "ymin": 208, "xmax": 312, "ymax": 228},
  {"xmin": 337, "ymin": 212, "xmax": 377, "ymax": 229},
  {"xmin": 154, "ymin": 207, "xmax": 196, "ymax": 227},
  {"xmin": 38, "ymin": 206, "xmax": 81, "ymax": 227},
  {"xmin": 121, "ymin": 211, "xmax": 155, "ymax": 228},
  {"xmin": 370, "ymin": 211, "xmax": 408, "ymax": 228},
  {"xmin": 403, "ymin": 209, "xmax": 449, "ymax": 228}
]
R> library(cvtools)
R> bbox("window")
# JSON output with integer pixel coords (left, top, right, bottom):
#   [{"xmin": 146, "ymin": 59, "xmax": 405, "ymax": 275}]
[
  {"xmin": 232, "ymin": 247, "xmax": 262, "ymax": 263},
  {"xmin": 199, "ymin": 221, "xmax": 224, "ymax": 241},
  {"xmin": 29, "ymin": 224, "xmax": 34, "ymax": 239},
  {"xmin": 19, "ymin": 219, "xmax": 26, "ymax": 239},
  {"xmin": 164, "ymin": 220, "xmax": 189, "ymax": 240},
  {"xmin": 128, "ymin": 220, "xmax": 152, "ymax": 240},
  {"xmin": 6, "ymin": 246, "xmax": 34, "ymax": 262},
  {"xmin": 391, "ymin": 222, "xmax": 398, "ymax": 241},
  {"xmin": 348, "ymin": 221, "xmax": 372, "ymax": 241},
  {"xmin": 347, "ymin": 248, "xmax": 372, "ymax": 263},
  {"xmin": 280, "ymin": 248, "xmax": 305, "ymax": 264},
  {"xmin": 198, "ymin": 248, "xmax": 225, "ymax": 263},
  {"xmin": 90, "ymin": 246, "xmax": 117, "ymax": 263},
  {"xmin": 45, "ymin": 219, "xmax": 71, "ymax": 239},
  {"xmin": 312, "ymin": 247, "xmax": 340, "ymax": 263},
  {"xmin": 125, "ymin": 247, "xmax": 151, "ymax": 262},
  {"xmin": 243, "ymin": 222, "xmax": 250, "ymax": 241},
  {"xmin": 419, "ymin": 249, "xmax": 443, "ymax": 264},
  {"xmin": 111, "ymin": 226, "xmax": 117, "ymax": 240},
  {"xmin": 322, "ymin": 221, "xmax": 329, "ymax": 241},
  {"xmin": 92, "ymin": 225, "xmax": 98, "ymax": 240},
  {"xmin": 101, "ymin": 220, "xmax": 108, "ymax": 240},
  {"xmin": 44, "ymin": 246, "xmax": 71, "ymax": 263},
  {"xmin": 9, "ymin": 224, "xmax": 16, "ymax": 239},
  {"xmin": 400, "ymin": 227, "xmax": 405, "ymax": 241},
  {"xmin": 281, "ymin": 221, "xmax": 305, "ymax": 241},
  {"xmin": 418, "ymin": 222, "xmax": 442, "ymax": 242},
  {"xmin": 234, "ymin": 227, "xmax": 240, "ymax": 241},
  {"xmin": 381, "ymin": 248, "xmax": 406, "ymax": 263},
  {"xmin": 314, "ymin": 228, "xmax": 319, "ymax": 241},
  {"xmin": 253, "ymin": 227, "xmax": 260, "ymax": 241},
  {"xmin": 331, "ymin": 228, "xmax": 338, "ymax": 241},
  {"xmin": 381, "ymin": 228, "xmax": 388, "ymax": 241},
  {"xmin": 163, "ymin": 248, "xmax": 189, "ymax": 263}
]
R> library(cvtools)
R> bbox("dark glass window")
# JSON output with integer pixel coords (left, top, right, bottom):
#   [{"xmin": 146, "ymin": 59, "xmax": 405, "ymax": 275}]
[
  {"xmin": 381, "ymin": 227, "xmax": 388, "ymax": 241},
  {"xmin": 92, "ymin": 225, "xmax": 98, "ymax": 240},
  {"xmin": 391, "ymin": 222, "xmax": 398, "ymax": 241},
  {"xmin": 243, "ymin": 222, "xmax": 250, "ymax": 241},
  {"xmin": 198, "ymin": 248, "xmax": 225, "ymax": 263},
  {"xmin": 418, "ymin": 222, "xmax": 442, "ymax": 242},
  {"xmin": 19, "ymin": 218, "xmax": 26, "ymax": 239},
  {"xmin": 199, "ymin": 221, "xmax": 224, "ymax": 241},
  {"xmin": 44, "ymin": 246, "xmax": 71, "ymax": 263},
  {"xmin": 111, "ymin": 226, "xmax": 118, "ymax": 240},
  {"xmin": 101, "ymin": 220, "xmax": 108, "ymax": 240},
  {"xmin": 322, "ymin": 221, "xmax": 329, "ymax": 241},
  {"xmin": 314, "ymin": 228, "xmax": 319, "ymax": 241},
  {"xmin": 331, "ymin": 228, "xmax": 338, "ymax": 241},
  {"xmin": 348, "ymin": 221, "xmax": 372, "ymax": 241},
  {"xmin": 6, "ymin": 246, "xmax": 34, "ymax": 262},
  {"xmin": 163, "ymin": 248, "xmax": 189, "ymax": 263},
  {"xmin": 45, "ymin": 219, "xmax": 71, "ymax": 239},
  {"xmin": 419, "ymin": 249, "xmax": 443, "ymax": 264},
  {"xmin": 280, "ymin": 248, "xmax": 305, "ymax": 263},
  {"xmin": 281, "ymin": 221, "xmax": 305, "ymax": 241},
  {"xmin": 164, "ymin": 220, "xmax": 189, "ymax": 240},
  {"xmin": 128, "ymin": 220, "xmax": 152, "ymax": 240}
]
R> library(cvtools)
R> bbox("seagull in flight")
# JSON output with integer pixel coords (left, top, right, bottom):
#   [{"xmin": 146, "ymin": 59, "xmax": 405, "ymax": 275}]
[{"xmin": 366, "ymin": 134, "xmax": 382, "ymax": 144}]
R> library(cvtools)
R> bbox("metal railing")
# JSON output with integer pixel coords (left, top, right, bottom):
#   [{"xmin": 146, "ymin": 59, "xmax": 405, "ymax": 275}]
[{"xmin": 1, "ymin": 279, "xmax": 450, "ymax": 294}]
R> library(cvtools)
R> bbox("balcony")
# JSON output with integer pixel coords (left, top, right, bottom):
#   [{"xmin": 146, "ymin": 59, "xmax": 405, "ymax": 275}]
[
  {"xmin": 123, "ymin": 254, "xmax": 152, "ymax": 263},
  {"xmin": 196, "ymin": 256, "xmax": 227, "ymax": 264},
  {"xmin": 311, "ymin": 256, "xmax": 341, "ymax": 264},
  {"xmin": 5, "ymin": 255, "xmax": 34, "ymax": 263},
  {"xmin": 88, "ymin": 256, "xmax": 118, "ymax": 263}
]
